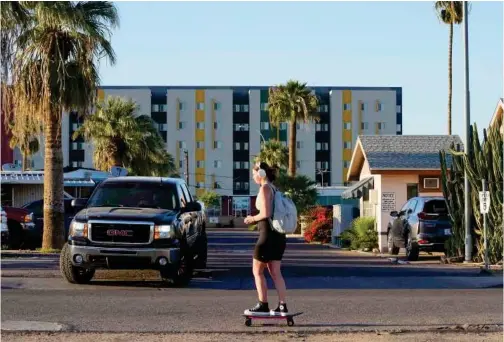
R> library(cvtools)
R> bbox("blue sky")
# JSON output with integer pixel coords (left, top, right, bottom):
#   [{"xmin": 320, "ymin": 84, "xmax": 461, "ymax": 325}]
[{"xmin": 99, "ymin": 1, "xmax": 503, "ymax": 138}]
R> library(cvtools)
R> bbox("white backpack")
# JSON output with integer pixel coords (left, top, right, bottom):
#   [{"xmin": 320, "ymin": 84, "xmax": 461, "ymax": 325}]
[{"xmin": 268, "ymin": 185, "xmax": 298, "ymax": 234}]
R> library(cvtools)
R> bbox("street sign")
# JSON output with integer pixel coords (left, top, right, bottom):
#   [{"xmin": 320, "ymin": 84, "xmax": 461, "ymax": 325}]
[
  {"xmin": 479, "ymin": 191, "xmax": 490, "ymax": 214},
  {"xmin": 110, "ymin": 166, "xmax": 128, "ymax": 177}
]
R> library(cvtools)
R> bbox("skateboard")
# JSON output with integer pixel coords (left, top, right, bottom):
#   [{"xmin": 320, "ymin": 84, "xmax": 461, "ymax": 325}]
[{"xmin": 242, "ymin": 312, "xmax": 303, "ymax": 327}]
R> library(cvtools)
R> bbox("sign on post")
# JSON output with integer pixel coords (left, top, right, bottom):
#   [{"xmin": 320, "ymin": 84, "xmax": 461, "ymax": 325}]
[
  {"xmin": 381, "ymin": 192, "xmax": 396, "ymax": 212},
  {"xmin": 479, "ymin": 191, "xmax": 490, "ymax": 214}
]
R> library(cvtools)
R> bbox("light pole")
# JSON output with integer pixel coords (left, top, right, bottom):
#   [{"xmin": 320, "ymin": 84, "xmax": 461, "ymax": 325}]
[
  {"xmin": 237, "ymin": 124, "xmax": 266, "ymax": 143},
  {"xmin": 316, "ymin": 169, "xmax": 329, "ymax": 187},
  {"xmin": 463, "ymin": 1, "xmax": 472, "ymax": 262}
]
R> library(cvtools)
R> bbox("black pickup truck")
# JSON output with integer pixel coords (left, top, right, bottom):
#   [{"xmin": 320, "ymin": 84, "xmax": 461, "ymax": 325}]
[{"xmin": 60, "ymin": 176, "xmax": 207, "ymax": 287}]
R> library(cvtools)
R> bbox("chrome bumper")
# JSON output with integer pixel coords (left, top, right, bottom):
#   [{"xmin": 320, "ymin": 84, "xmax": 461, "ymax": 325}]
[{"xmin": 69, "ymin": 244, "xmax": 180, "ymax": 267}]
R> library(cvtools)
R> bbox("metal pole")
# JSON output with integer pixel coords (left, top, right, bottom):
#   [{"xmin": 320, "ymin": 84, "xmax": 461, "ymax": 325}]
[
  {"xmin": 482, "ymin": 179, "xmax": 489, "ymax": 270},
  {"xmin": 184, "ymin": 149, "xmax": 189, "ymax": 186},
  {"xmin": 463, "ymin": 1, "xmax": 472, "ymax": 262}
]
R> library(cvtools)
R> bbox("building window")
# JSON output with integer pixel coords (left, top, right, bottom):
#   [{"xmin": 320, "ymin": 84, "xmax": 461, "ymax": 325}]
[
  {"xmin": 318, "ymin": 104, "xmax": 329, "ymax": 113},
  {"xmin": 214, "ymin": 122, "xmax": 219, "ymax": 129},
  {"xmin": 214, "ymin": 182, "xmax": 222, "ymax": 189},
  {"xmin": 196, "ymin": 182, "xmax": 205, "ymax": 189},
  {"xmin": 214, "ymin": 160, "xmax": 222, "ymax": 168},
  {"xmin": 159, "ymin": 104, "xmax": 168, "ymax": 112},
  {"xmin": 234, "ymin": 161, "xmax": 249, "ymax": 169},
  {"xmin": 244, "ymin": 142, "xmax": 249, "ymax": 150},
  {"xmin": 343, "ymin": 141, "xmax": 352, "ymax": 149},
  {"xmin": 234, "ymin": 104, "xmax": 241, "ymax": 112},
  {"xmin": 361, "ymin": 122, "xmax": 369, "ymax": 130},
  {"xmin": 196, "ymin": 122, "xmax": 205, "ymax": 129},
  {"xmin": 178, "ymin": 141, "xmax": 186, "ymax": 149},
  {"xmin": 281, "ymin": 141, "xmax": 287, "ymax": 147},
  {"xmin": 296, "ymin": 161, "xmax": 301, "ymax": 168},
  {"xmin": 375, "ymin": 101, "xmax": 383, "ymax": 111},
  {"xmin": 242, "ymin": 104, "xmax": 249, "ymax": 112},
  {"xmin": 396, "ymin": 105, "xmax": 401, "ymax": 113},
  {"xmin": 196, "ymin": 161, "xmax": 205, "ymax": 168},
  {"xmin": 316, "ymin": 123, "xmax": 329, "ymax": 132},
  {"xmin": 151, "ymin": 104, "xmax": 159, "ymax": 112},
  {"xmin": 214, "ymin": 141, "xmax": 223, "ymax": 149},
  {"xmin": 377, "ymin": 122, "xmax": 386, "ymax": 130},
  {"xmin": 196, "ymin": 141, "xmax": 204, "ymax": 149},
  {"xmin": 344, "ymin": 122, "xmax": 352, "ymax": 130},
  {"xmin": 280, "ymin": 122, "xmax": 288, "ymax": 130},
  {"xmin": 197, "ymin": 102, "xmax": 205, "ymax": 110},
  {"xmin": 343, "ymin": 103, "xmax": 351, "ymax": 110},
  {"xmin": 316, "ymin": 161, "xmax": 329, "ymax": 169},
  {"xmin": 72, "ymin": 161, "xmax": 83, "ymax": 168},
  {"xmin": 213, "ymin": 102, "xmax": 221, "ymax": 111},
  {"xmin": 397, "ymin": 124, "xmax": 402, "ymax": 132},
  {"xmin": 343, "ymin": 161, "xmax": 350, "ymax": 168},
  {"xmin": 71, "ymin": 142, "xmax": 84, "ymax": 150},
  {"xmin": 360, "ymin": 102, "xmax": 366, "ymax": 111},
  {"xmin": 316, "ymin": 142, "xmax": 329, "ymax": 151},
  {"xmin": 235, "ymin": 142, "xmax": 241, "ymax": 150},
  {"xmin": 158, "ymin": 123, "xmax": 168, "ymax": 132},
  {"xmin": 234, "ymin": 123, "xmax": 249, "ymax": 131},
  {"xmin": 260, "ymin": 103, "xmax": 268, "ymax": 111},
  {"xmin": 296, "ymin": 141, "xmax": 303, "ymax": 149},
  {"xmin": 178, "ymin": 102, "xmax": 185, "ymax": 111},
  {"xmin": 179, "ymin": 160, "xmax": 183, "ymax": 168},
  {"xmin": 72, "ymin": 123, "xmax": 81, "ymax": 131},
  {"xmin": 178, "ymin": 122, "xmax": 186, "ymax": 130},
  {"xmin": 260, "ymin": 122, "xmax": 269, "ymax": 130}
]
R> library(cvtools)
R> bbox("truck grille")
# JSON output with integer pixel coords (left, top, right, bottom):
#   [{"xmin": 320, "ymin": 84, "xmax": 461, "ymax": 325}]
[{"xmin": 89, "ymin": 221, "xmax": 152, "ymax": 244}]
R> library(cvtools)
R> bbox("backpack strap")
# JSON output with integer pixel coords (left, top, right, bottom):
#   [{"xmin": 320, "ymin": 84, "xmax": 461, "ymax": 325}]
[{"xmin": 264, "ymin": 183, "xmax": 276, "ymax": 220}]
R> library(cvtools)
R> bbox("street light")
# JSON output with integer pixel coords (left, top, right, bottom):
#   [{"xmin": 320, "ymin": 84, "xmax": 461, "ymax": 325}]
[
  {"xmin": 316, "ymin": 169, "xmax": 329, "ymax": 187},
  {"xmin": 237, "ymin": 124, "xmax": 266, "ymax": 143},
  {"xmin": 463, "ymin": 1, "xmax": 472, "ymax": 262}
]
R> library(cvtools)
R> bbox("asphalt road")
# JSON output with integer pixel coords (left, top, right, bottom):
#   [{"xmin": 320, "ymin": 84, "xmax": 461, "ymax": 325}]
[{"xmin": 1, "ymin": 229, "xmax": 503, "ymax": 334}]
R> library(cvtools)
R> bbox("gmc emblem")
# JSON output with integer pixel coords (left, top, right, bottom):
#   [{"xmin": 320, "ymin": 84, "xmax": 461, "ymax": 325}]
[{"xmin": 106, "ymin": 229, "xmax": 133, "ymax": 237}]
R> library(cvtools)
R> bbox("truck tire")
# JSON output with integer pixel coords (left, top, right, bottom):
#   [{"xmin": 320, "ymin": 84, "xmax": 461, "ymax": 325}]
[
  {"xmin": 406, "ymin": 238, "xmax": 420, "ymax": 261},
  {"xmin": 60, "ymin": 243, "xmax": 95, "ymax": 284},
  {"xmin": 160, "ymin": 236, "xmax": 193, "ymax": 287}
]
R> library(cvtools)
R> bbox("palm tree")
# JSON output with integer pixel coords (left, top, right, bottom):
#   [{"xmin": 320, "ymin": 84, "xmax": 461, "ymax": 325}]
[
  {"xmin": 73, "ymin": 96, "xmax": 176, "ymax": 177},
  {"xmin": 254, "ymin": 139, "xmax": 288, "ymax": 170},
  {"xmin": 268, "ymin": 80, "xmax": 319, "ymax": 176},
  {"xmin": 435, "ymin": 1, "xmax": 463, "ymax": 135},
  {"xmin": 9, "ymin": 2, "xmax": 119, "ymax": 250}
]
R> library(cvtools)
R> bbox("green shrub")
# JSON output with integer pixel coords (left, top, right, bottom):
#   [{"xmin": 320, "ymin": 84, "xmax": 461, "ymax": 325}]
[{"xmin": 341, "ymin": 217, "xmax": 378, "ymax": 251}]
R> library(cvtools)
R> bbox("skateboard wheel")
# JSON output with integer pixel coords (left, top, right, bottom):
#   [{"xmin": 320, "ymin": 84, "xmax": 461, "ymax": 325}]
[
  {"xmin": 245, "ymin": 318, "xmax": 252, "ymax": 327},
  {"xmin": 287, "ymin": 318, "xmax": 294, "ymax": 326}
]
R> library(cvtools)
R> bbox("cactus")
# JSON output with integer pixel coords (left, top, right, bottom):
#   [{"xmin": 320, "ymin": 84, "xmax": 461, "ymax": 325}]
[{"xmin": 440, "ymin": 116, "xmax": 503, "ymax": 263}]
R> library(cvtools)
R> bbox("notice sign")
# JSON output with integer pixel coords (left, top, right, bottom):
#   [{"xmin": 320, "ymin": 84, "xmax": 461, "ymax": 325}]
[
  {"xmin": 479, "ymin": 191, "xmax": 490, "ymax": 214},
  {"xmin": 381, "ymin": 192, "xmax": 396, "ymax": 212}
]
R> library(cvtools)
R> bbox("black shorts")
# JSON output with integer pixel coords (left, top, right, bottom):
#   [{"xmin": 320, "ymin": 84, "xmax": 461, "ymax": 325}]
[{"xmin": 253, "ymin": 219, "xmax": 287, "ymax": 262}]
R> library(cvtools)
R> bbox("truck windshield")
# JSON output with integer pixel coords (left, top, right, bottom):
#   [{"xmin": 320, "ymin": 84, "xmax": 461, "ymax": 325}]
[{"xmin": 86, "ymin": 182, "xmax": 180, "ymax": 210}]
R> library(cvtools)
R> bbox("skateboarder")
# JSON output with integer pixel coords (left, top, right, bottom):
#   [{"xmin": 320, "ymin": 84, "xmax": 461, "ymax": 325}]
[{"xmin": 243, "ymin": 161, "xmax": 288, "ymax": 316}]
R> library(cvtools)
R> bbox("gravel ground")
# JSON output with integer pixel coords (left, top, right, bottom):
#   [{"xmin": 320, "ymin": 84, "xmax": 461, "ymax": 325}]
[{"xmin": 1, "ymin": 332, "xmax": 502, "ymax": 342}]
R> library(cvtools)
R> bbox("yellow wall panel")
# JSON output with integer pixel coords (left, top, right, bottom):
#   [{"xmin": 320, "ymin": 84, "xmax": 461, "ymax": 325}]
[
  {"xmin": 195, "ymin": 168, "xmax": 205, "ymax": 182},
  {"xmin": 343, "ymin": 149, "xmax": 353, "ymax": 160},
  {"xmin": 97, "ymin": 89, "xmax": 105, "ymax": 102},
  {"xmin": 358, "ymin": 101, "xmax": 363, "ymax": 135},
  {"xmin": 343, "ymin": 130, "xmax": 352, "ymax": 141},
  {"xmin": 375, "ymin": 123, "xmax": 379, "ymax": 134},
  {"xmin": 196, "ymin": 129, "xmax": 205, "ymax": 141},
  {"xmin": 195, "ymin": 90, "xmax": 205, "ymax": 103},
  {"xmin": 196, "ymin": 188, "xmax": 205, "ymax": 197},
  {"xmin": 195, "ymin": 149, "xmax": 205, "ymax": 161},
  {"xmin": 343, "ymin": 111, "xmax": 352, "ymax": 122},
  {"xmin": 176, "ymin": 98, "xmax": 180, "ymax": 128},
  {"xmin": 342, "ymin": 90, "xmax": 352, "ymax": 103},
  {"xmin": 196, "ymin": 111, "xmax": 205, "ymax": 122},
  {"xmin": 175, "ymin": 144, "xmax": 180, "ymax": 167},
  {"xmin": 342, "ymin": 168, "xmax": 349, "ymax": 179}
]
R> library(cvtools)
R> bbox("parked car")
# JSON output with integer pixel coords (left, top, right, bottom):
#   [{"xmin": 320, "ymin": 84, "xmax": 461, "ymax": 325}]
[
  {"xmin": 22, "ymin": 198, "xmax": 79, "ymax": 247},
  {"xmin": 60, "ymin": 176, "xmax": 207, "ymax": 286},
  {"xmin": 1, "ymin": 207, "xmax": 9, "ymax": 248},
  {"xmin": 2, "ymin": 206, "xmax": 35, "ymax": 249},
  {"xmin": 387, "ymin": 196, "xmax": 452, "ymax": 261}
]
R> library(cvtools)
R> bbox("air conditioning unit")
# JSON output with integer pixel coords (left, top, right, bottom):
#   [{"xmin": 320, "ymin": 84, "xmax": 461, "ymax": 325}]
[{"xmin": 423, "ymin": 177, "xmax": 440, "ymax": 189}]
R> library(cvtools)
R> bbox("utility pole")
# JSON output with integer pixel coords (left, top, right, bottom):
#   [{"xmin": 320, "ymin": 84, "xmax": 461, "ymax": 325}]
[
  {"xmin": 183, "ymin": 149, "xmax": 189, "ymax": 186},
  {"xmin": 463, "ymin": 1, "xmax": 472, "ymax": 263}
]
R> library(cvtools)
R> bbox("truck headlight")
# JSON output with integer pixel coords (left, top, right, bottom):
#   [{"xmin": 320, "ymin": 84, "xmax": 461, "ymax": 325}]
[
  {"xmin": 154, "ymin": 225, "xmax": 174, "ymax": 239},
  {"xmin": 70, "ymin": 221, "xmax": 88, "ymax": 238}
]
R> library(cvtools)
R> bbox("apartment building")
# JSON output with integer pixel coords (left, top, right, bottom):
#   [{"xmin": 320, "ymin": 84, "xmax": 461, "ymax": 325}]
[{"xmin": 22, "ymin": 86, "xmax": 402, "ymax": 199}]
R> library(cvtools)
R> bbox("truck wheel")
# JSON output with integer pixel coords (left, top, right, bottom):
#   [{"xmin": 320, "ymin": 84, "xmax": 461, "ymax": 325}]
[
  {"xmin": 60, "ymin": 243, "xmax": 95, "ymax": 284},
  {"xmin": 406, "ymin": 239, "xmax": 420, "ymax": 261},
  {"xmin": 160, "ymin": 238, "xmax": 193, "ymax": 287}
]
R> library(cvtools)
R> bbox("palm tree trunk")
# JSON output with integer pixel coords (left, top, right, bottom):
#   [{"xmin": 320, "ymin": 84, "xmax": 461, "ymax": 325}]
[
  {"xmin": 22, "ymin": 152, "xmax": 28, "ymax": 171},
  {"xmin": 288, "ymin": 119, "xmax": 297, "ymax": 176},
  {"xmin": 41, "ymin": 105, "xmax": 65, "ymax": 250},
  {"xmin": 447, "ymin": 20, "xmax": 453, "ymax": 135}
]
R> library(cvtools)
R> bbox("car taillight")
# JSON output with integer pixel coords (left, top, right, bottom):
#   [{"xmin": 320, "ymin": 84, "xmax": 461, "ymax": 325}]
[
  {"xmin": 418, "ymin": 239, "xmax": 429, "ymax": 245},
  {"xmin": 417, "ymin": 212, "xmax": 429, "ymax": 220},
  {"xmin": 24, "ymin": 213, "xmax": 33, "ymax": 222}
]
